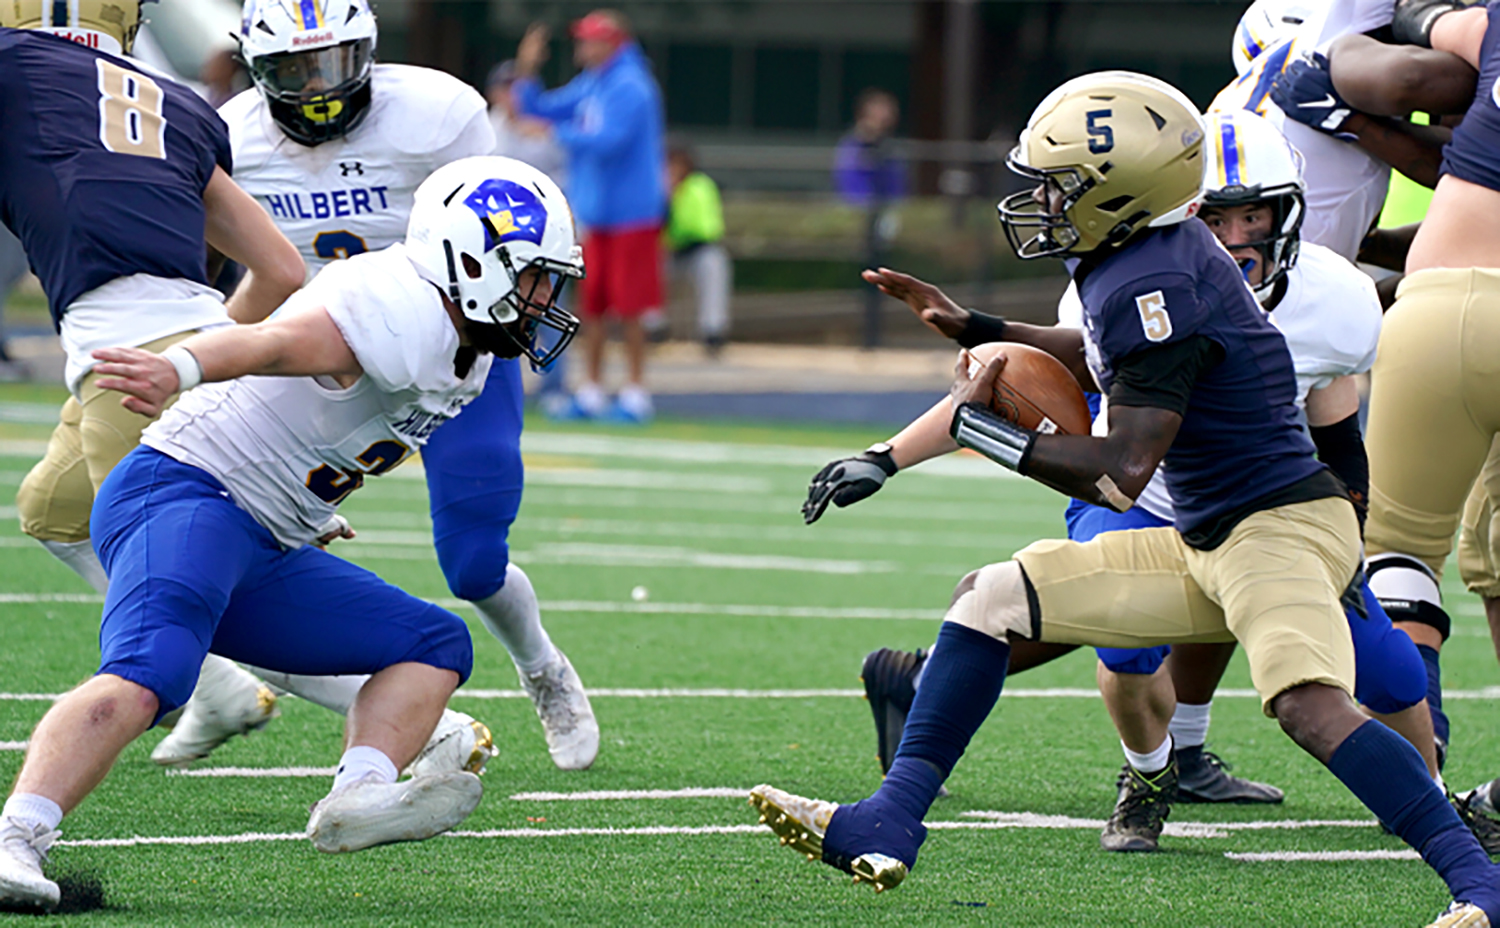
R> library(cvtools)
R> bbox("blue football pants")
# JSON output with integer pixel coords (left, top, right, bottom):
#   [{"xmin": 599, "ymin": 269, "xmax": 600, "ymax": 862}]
[{"xmin": 91, "ymin": 447, "xmax": 474, "ymax": 723}]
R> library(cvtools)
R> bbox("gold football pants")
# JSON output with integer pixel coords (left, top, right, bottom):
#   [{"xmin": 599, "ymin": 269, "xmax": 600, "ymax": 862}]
[
  {"xmin": 17, "ymin": 331, "xmax": 197, "ymax": 543},
  {"xmin": 1366, "ymin": 268, "xmax": 1500, "ymax": 576}
]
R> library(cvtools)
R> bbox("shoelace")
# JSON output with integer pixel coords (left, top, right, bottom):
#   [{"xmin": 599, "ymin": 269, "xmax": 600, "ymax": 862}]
[
  {"xmin": 3, "ymin": 823, "xmax": 59, "ymax": 864},
  {"xmin": 1112, "ymin": 768, "xmax": 1173, "ymax": 829}
]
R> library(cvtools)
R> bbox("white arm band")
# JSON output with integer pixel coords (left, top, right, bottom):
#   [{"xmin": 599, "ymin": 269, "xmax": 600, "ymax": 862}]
[
  {"xmin": 950, "ymin": 402, "xmax": 1037, "ymax": 473},
  {"xmin": 160, "ymin": 344, "xmax": 203, "ymax": 393}
]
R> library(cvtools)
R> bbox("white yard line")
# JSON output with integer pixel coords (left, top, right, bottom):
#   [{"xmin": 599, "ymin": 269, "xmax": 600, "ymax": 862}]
[
  {"xmin": 340, "ymin": 542, "xmax": 901, "ymax": 575},
  {"xmin": 0, "ymin": 741, "xmax": 25, "ymax": 750},
  {"xmin": 1226, "ymin": 850, "xmax": 1419, "ymax": 862},
  {"xmin": 510, "ymin": 788, "xmax": 747, "ymax": 802},
  {"xmin": 166, "ymin": 767, "xmax": 337, "ymax": 778}
]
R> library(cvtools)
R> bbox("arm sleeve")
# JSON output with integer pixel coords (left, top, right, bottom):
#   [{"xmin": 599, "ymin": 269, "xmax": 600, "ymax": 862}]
[
  {"xmin": 1310, "ymin": 412, "xmax": 1369, "ymax": 525},
  {"xmin": 1107, "ymin": 335, "xmax": 1225, "ymax": 417},
  {"xmin": 513, "ymin": 75, "xmax": 588, "ymax": 123}
]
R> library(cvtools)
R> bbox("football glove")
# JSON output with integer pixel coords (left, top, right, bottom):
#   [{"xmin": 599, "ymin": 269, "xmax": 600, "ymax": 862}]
[
  {"xmin": 802, "ymin": 445, "xmax": 899, "ymax": 524},
  {"xmin": 1271, "ymin": 52, "xmax": 1358, "ymax": 141}
]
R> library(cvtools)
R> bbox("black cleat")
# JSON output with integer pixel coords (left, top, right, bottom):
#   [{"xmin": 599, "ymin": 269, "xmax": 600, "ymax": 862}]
[
  {"xmin": 1175, "ymin": 746, "xmax": 1284, "ymax": 804},
  {"xmin": 1100, "ymin": 758, "xmax": 1178, "ymax": 852},
  {"xmin": 860, "ymin": 648, "xmax": 927, "ymax": 776},
  {"xmin": 1451, "ymin": 789, "xmax": 1500, "ymax": 857}
]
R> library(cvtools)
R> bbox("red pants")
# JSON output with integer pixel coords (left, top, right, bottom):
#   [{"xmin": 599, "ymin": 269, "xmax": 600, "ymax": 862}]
[{"xmin": 579, "ymin": 225, "xmax": 663, "ymax": 319}]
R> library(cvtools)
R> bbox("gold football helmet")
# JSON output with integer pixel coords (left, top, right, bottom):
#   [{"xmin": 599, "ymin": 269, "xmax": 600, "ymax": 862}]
[
  {"xmin": 0, "ymin": 1, "xmax": 147, "ymax": 55},
  {"xmin": 999, "ymin": 71, "xmax": 1206, "ymax": 259}
]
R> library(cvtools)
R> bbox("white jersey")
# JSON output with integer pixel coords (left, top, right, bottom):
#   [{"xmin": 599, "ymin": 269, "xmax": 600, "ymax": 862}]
[
  {"xmin": 221, "ymin": 64, "xmax": 495, "ymax": 281},
  {"xmin": 1211, "ymin": 36, "xmax": 1389, "ymax": 262},
  {"xmin": 1057, "ymin": 242, "xmax": 1381, "ymax": 522},
  {"xmin": 142, "ymin": 245, "xmax": 491, "ymax": 548}
]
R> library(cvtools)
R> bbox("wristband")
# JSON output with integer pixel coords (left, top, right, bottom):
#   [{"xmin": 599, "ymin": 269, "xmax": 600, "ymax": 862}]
[
  {"xmin": 950, "ymin": 402, "xmax": 1036, "ymax": 473},
  {"xmin": 956, "ymin": 310, "xmax": 1009, "ymax": 349},
  {"xmin": 1392, "ymin": 0, "xmax": 1466, "ymax": 47},
  {"xmin": 161, "ymin": 344, "xmax": 203, "ymax": 393}
]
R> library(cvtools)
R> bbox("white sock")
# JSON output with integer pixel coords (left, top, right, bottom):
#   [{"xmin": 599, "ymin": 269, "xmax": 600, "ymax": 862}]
[
  {"xmin": 472, "ymin": 564, "xmax": 556, "ymax": 675},
  {"xmin": 3, "ymin": 793, "xmax": 62, "ymax": 833},
  {"xmin": 39, "ymin": 539, "xmax": 108, "ymax": 594},
  {"xmin": 1122, "ymin": 735, "xmax": 1173, "ymax": 775},
  {"xmin": 575, "ymin": 382, "xmax": 607, "ymax": 416},
  {"xmin": 249, "ymin": 668, "xmax": 367, "ymax": 716},
  {"xmin": 617, "ymin": 384, "xmax": 653, "ymax": 417},
  {"xmin": 332, "ymin": 745, "xmax": 397, "ymax": 792},
  {"xmin": 1168, "ymin": 701, "xmax": 1212, "ymax": 749}
]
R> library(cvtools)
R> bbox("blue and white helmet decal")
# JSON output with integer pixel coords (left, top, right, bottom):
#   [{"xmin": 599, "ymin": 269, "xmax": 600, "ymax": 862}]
[{"xmin": 463, "ymin": 179, "xmax": 548, "ymax": 251}]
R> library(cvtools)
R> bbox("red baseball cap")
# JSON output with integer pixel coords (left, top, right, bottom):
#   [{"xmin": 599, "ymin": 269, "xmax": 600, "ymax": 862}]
[{"xmin": 570, "ymin": 11, "xmax": 627, "ymax": 44}]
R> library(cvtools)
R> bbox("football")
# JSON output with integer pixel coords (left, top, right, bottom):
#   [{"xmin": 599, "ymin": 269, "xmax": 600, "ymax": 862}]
[{"xmin": 965, "ymin": 342, "xmax": 1092, "ymax": 436}]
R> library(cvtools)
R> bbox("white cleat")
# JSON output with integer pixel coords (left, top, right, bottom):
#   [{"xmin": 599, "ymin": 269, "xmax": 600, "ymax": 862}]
[
  {"xmin": 0, "ymin": 820, "xmax": 59, "ymax": 911},
  {"xmin": 151, "ymin": 666, "xmax": 279, "ymax": 767},
  {"xmin": 405, "ymin": 709, "xmax": 498, "ymax": 778},
  {"xmin": 521, "ymin": 650, "xmax": 599, "ymax": 770},
  {"xmin": 1428, "ymin": 903, "xmax": 1492, "ymax": 928},
  {"xmin": 307, "ymin": 771, "xmax": 483, "ymax": 854}
]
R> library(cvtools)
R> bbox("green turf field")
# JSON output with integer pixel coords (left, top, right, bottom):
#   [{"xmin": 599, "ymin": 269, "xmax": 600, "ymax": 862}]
[{"xmin": 0, "ymin": 384, "xmax": 1496, "ymax": 926}]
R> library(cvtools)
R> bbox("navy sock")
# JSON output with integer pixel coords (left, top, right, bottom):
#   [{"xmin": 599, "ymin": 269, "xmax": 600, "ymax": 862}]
[
  {"xmin": 1417, "ymin": 644, "xmax": 1450, "ymax": 752},
  {"xmin": 871, "ymin": 621, "xmax": 1009, "ymax": 823},
  {"xmin": 1328, "ymin": 720, "xmax": 1498, "ymax": 915}
]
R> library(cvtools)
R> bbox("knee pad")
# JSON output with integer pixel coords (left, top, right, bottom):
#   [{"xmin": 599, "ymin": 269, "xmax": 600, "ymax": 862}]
[
  {"xmin": 409, "ymin": 606, "xmax": 475, "ymax": 684},
  {"xmin": 1367, "ymin": 553, "xmax": 1450, "ymax": 641},
  {"xmin": 945, "ymin": 561, "xmax": 1038, "ymax": 641},
  {"xmin": 1096, "ymin": 645, "xmax": 1170, "ymax": 676},
  {"xmin": 434, "ymin": 530, "xmax": 510, "ymax": 601},
  {"xmin": 16, "ymin": 453, "xmax": 93, "ymax": 544}
]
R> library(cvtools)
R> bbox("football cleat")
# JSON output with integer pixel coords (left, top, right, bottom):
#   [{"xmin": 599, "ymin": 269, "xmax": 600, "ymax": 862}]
[
  {"xmin": 1175, "ymin": 746, "xmax": 1284, "ymax": 804},
  {"xmin": 521, "ymin": 650, "xmax": 599, "ymax": 771},
  {"xmin": 861, "ymin": 648, "xmax": 926, "ymax": 777},
  {"xmin": 1101, "ymin": 759, "xmax": 1178, "ymax": 852},
  {"xmin": 307, "ymin": 771, "xmax": 482, "ymax": 853},
  {"xmin": 1452, "ymin": 789, "xmax": 1500, "ymax": 857},
  {"xmin": 405, "ymin": 710, "xmax": 498, "ymax": 779},
  {"xmin": 150, "ymin": 662, "xmax": 279, "ymax": 767},
  {"xmin": 0, "ymin": 820, "xmax": 59, "ymax": 911},
  {"xmin": 748, "ymin": 785, "xmax": 912, "ymax": 892},
  {"xmin": 1426, "ymin": 903, "xmax": 1491, "ymax": 928}
]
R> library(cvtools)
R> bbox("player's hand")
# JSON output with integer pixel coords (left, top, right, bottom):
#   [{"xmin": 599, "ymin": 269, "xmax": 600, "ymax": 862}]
[
  {"xmin": 950, "ymin": 348, "xmax": 1005, "ymax": 410},
  {"xmin": 90, "ymin": 346, "xmax": 181, "ymax": 417},
  {"xmin": 1271, "ymin": 51, "xmax": 1358, "ymax": 141},
  {"xmin": 314, "ymin": 514, "xmax": 357, "ymax": 548},
  {"xmin": 862, "ymin": 267, "xmax": 971, "ymax": 339},
  {"xmin": 803, "ymin": 447, "xmax": 899, "ymax": 524},
  {"xmin": 516, "ymin": 23, "xmax": 551, "ymax": 76}
]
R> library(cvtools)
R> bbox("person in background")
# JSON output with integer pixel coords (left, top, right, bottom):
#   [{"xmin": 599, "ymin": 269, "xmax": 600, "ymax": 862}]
[
  {"xmin": 513, "ymin": 9, "xmax": 665, "ymax": 424},
  {"xmin": 834, "ymin": 88, "xmax": 906, "ymax": 208},
  {"xmin": 665, "ymin": 138, "xmax": 730, "ymax": 355},
  {"xmin": 199, "ymin": 48, "xmax": 247, "ymax": 109},
  {"xmin": 485, "ymin": 60, "xmax": 567, "ymax": 189}
]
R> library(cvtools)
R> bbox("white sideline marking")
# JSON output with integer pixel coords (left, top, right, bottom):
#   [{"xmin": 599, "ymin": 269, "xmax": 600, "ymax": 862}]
[
  {"xmin": 1226, "ymin": 850, "xmax": 1419, "ymax": 862},
  {"xmin": 0, "ymin": 741, "xmax": 26, "ymax": 750},
  {"xmin": 0, "ymin": 593, "xmax": 103, "ymax": 603},
  {"xmin": 344, "ymin": 542, "xmax": 899, "ymax": 575},
  {"xmin": 166, "ymin": 766, "xmax": 336, "ymax": 778},
  {"xmin": 952, "ymin": 811, "xmax": 1375, "ymax": 839},
  {"xmin": 510, "ymin": 788, "xmax": 746, "ymax": 801}
]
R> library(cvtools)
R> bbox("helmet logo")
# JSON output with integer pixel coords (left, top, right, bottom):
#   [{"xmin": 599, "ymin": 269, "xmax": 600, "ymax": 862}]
[
  {"xmin": 463, "ymin": 180, "xmax": 548, "ymax": 251},
  {"xmin": 1085, "ymin": 110, "xmax": 1114, "ymax": 153},
  {"xmin": 292, "ymin": 30, "xmax": 336, "ymax": 47},
  {"xmin": 302, "ymin": 97, "xmax": 344, "ymax": 122}
]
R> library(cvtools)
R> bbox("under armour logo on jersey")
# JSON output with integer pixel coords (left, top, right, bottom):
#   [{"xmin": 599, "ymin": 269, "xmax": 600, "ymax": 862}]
[{"xmin": 340, "ymin": 161, "xmax": 364, "ymax": 176}]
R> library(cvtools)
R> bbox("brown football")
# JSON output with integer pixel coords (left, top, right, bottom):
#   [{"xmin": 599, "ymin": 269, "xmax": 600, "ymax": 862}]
[{"xmin": 966, "ymin": 342, "xmax": 1092, "ymax": 436}]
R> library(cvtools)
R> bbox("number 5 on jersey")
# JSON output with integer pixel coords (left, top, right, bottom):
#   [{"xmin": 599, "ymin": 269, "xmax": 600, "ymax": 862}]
[{"xmin": 1136, "ymin": 291, "xmax": 1172, "ymax": 342}]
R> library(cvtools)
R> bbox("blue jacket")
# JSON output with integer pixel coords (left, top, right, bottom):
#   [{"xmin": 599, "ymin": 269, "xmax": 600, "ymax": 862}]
[{"xmin": 515, "ymin": 44, "xmax": 665, "ymax": 231}]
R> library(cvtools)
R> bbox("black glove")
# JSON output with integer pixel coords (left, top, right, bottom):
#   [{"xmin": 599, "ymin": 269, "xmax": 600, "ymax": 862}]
[
  {"xmin": 802, "ymin": 446, "xmax": 899, "ymax": 524},
  {"xmin": 1392, "ymin": 0, "xmax": 1468, "ymax": 47},
  {"xmin": 1271, "ymin": 51, "xmax": 1358, "ymax": 141}
]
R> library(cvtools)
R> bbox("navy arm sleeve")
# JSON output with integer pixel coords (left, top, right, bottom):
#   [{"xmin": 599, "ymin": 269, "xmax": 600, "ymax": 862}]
[{"xmin": 1107, "ymin": 336, "xmax": 1225, "ymax": 417}]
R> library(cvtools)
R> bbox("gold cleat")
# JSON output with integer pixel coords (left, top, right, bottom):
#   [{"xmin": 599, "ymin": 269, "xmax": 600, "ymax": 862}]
[
  {"xmin": 851, "ymin": 853, "xmax": 908, "ymax": 893},
  {"xmin": 1427, "ymin": 903, "xmax": 1491, "ymax": 928},
  {"xmin": 465, "ymin": 720, "xmax": 497, "ymax": 775},
  {"xmin": 748, "ymin": 785, "xmax": 909, "ymax": 892}
]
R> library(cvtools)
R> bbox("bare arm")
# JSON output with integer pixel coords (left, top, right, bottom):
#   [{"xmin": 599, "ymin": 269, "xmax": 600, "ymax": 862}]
[
  {"xmin": 91, "ymin": 302, "xmax": 362, "ymax": 416},
  {"xmin": 1305, "ymin": 375, "xmax": 1361, "ymax": 428},
  {"xmin": 202, "ymin": 167, "xmax": 305, "ymax": 324},
  {"xmin": 1330, "ymin": 33, "xmax": 1477, "ymax": 116},
  {"xmin": 1339, "ymin": 114, "xmax": 1449, "ymax": 188},
  {"xmin": 1360, "ymin": 222, "xmax": 1423, "ymax": 271}
]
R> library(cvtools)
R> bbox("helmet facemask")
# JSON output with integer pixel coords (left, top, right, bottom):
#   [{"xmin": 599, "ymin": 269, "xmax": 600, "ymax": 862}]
[
  {"xmin": 1201, "ymin": 185, "xmax": 1303, "ymax": 301},
  {"xmin": 443, "ymin": 242, "xmax": 581, "ymax": 372},
  {"xmin": 998, "ymin": 155, "xmax": 1098, "ymax": 259},
  {"xmin": 247, "ymin": 37, "xmax": 375, "ymax": 146}
]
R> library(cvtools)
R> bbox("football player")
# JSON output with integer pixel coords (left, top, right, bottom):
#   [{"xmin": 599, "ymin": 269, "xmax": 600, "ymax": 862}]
[
  {"xmin": 834, "ymin": 110, "xmax": 1440, "ymax": 853},
  {"xmin": 156, "ymin": 0, "xmax": 600, "ymax": 773},
  {"xmin": 0, "ymin": 4, "xmax": 302, "ymax": 656},
  {"xmin": 0, "ymin": 155, "xmax": 583, "ymax": 910},
  {"xmin": 750, "ymin": 73, "xmax": 1500, "ymax": 928}
]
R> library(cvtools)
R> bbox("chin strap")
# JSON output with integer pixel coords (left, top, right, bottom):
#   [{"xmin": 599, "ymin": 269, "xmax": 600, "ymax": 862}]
[{"xmin": 950, "ymin": 402, "xmax": 1037, "ymax": 474}]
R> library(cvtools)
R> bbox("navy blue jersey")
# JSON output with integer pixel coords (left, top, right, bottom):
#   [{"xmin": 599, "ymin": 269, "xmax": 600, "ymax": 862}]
[
  {"xmin": 1075, "ymin": 221, "xmax": 1325, "ymax": 536},
  {"xmin": 1441, "ymin": 1, "xmax": 1500, "ymax": 191},
  {"xmin": 0, "ymin": 29, "xmax": 231, "ymax": 327}
]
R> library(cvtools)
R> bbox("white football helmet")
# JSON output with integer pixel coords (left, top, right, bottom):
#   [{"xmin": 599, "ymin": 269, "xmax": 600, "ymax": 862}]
[
  {"xmin": 1232, "ymin": 0, "xmax": 1323, "ymax": 75},
  {"xmin": 0, "ymin": 0, "xmax": 155, "ymax": 55},
  {"xmin": 238, "ymin": 0, "xmax": 377, "ymax": 146},
  {"xmin": 1201, "ymin": 109, "xmax": 1305, "ymax": 301},
  {"xmin": 406, "ymin": 156, "xmax": 585, "ymax": 369}
]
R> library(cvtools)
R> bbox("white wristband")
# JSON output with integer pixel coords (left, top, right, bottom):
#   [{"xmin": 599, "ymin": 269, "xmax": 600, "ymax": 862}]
[{"xmin": 160, "ymin": 344, "xmax": 203, "ymax": 393}]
